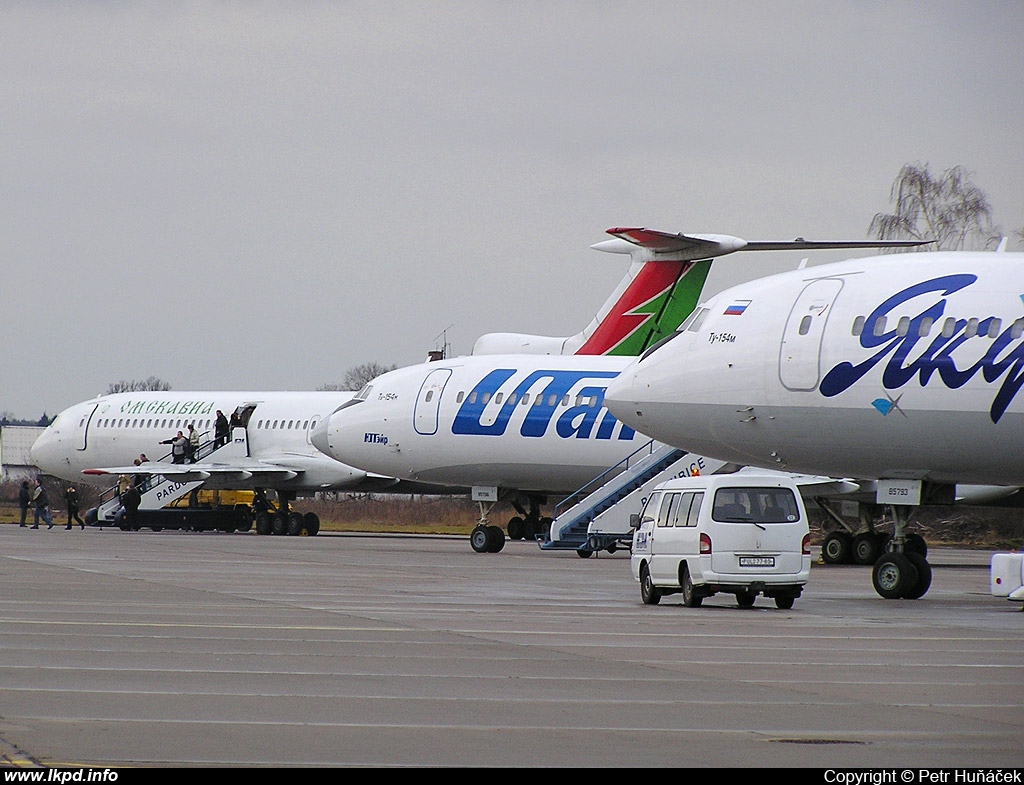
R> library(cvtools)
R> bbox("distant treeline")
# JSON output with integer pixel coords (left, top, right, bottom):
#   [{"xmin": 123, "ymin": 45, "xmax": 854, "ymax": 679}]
[{"xmin": 0, "ymin": 415, "xmax": 51, "ymax": 427}]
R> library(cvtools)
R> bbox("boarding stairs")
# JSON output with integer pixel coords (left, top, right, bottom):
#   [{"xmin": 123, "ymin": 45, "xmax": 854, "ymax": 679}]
[
  {"xmin": 92, "ymin": 429, "xmax": 248, "ymax": 524},
  {"xmin": 538, "ymin": 440, "xmax": 730, "ymax": 554}
]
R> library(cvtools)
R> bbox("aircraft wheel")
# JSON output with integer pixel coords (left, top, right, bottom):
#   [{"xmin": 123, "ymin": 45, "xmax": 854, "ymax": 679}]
[
  {"xmin": 852, "ymin": 532, "xmax": 881, "ymax": 565},
  {"xmin": 255, "ymin": 512, "xmax": 272, "ymax": 536},
  {"xmin": 872, "ymin": 552, "xmax": 919, "ymax": 600},
  {"xmin": 681, "ymin": 564, "xmax": 703, "ymax": 608},
  {"xmin": 822, "ymin": 531, "xmax": 853, "ymax": 564},
  {"xmin": 903, "ymin": 552, "xmax": 932, "ymax": 599},
  {"xmin": 487, "ymin": 526, "xmax": 505, "ymax": 553},
  {"xmin": 736, "ymin": 590, "xmax": 756, "ymax": 608},
  {"xmin": 775, "ymin": 595, "xmax": 795, "ymax": 610},
  {"xmin": 507, "ymin": 517, "xmax": 524, "ymax": 540},
  {"xmin": 639, "ymin": 564, "xmax": 661, "ymax": 605},
  {"xmin": 286, "ymin": 512, "xmax": 304, "ymax": 536},
  {"xmin": 470, "ymin": 525, "xmax": 492, "ymax": 553},
  {"xmin": 303, "ymin": 512, "xmax": 320, "ymax": 536},
  {"xmin": 905, "ymin": 532, "xmax": 928, "ymax": 558},
  {"xmin": 271, "ymin": 513, "xmax": 288, "ymax": 536},
  {"xmin": 576, "ymin": 548, "xmax": 593, "ymax": 559}
]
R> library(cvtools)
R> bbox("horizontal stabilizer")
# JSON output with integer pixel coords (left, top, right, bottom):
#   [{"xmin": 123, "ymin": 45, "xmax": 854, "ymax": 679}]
[{"xmin": 607, "ymin": 227, "xmax": 930, "ymax": 261}]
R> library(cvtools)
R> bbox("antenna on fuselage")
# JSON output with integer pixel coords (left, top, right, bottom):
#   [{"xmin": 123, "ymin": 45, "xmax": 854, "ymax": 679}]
[{"xmin": 429, "ymin": 324, "xmax": 454, "ymax": 361}]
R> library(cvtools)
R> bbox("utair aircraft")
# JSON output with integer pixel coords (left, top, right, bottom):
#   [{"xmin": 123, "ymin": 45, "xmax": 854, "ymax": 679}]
[
  {"xmin": 311, "ymin": 227, "xmax": 921, "ymax": 554},
  {"xmin": 27, "ymin": 226, "xmax": 720, "ymax": 536},
  {"xmin": 603, "ymin": 240, "xmax": 1024, "ymax": 600}
]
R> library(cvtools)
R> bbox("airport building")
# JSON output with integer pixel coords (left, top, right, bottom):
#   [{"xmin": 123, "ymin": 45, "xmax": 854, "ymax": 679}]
[{"xmin": 0, "ymin": 425, "xmax": 43, "ymax": 483}]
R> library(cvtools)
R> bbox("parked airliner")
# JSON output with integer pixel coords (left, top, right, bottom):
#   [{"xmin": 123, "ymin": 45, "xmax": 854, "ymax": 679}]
[
  {"xmin": 29, "ymin": 390, "xmax": 432, "ymax": 534},
  {"xmin": 312, "ymin": 228, "xmax": 921, "ymax": 552},
  {"xmin": 29, "ymin": 226, "xmax": 718, "ymax": 535},
  {"xmin": 604, "ymin": 243, "xmax": 1024, "ymax": 599}
]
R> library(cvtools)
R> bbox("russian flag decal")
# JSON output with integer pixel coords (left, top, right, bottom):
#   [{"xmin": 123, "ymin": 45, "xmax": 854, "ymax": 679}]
[{"xmin": 724, "ymin": 299, "xmax": 751, "ymax": 316}]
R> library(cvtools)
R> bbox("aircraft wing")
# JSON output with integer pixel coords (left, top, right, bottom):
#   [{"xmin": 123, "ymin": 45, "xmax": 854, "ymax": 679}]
[
  {"xmin": 607, "ymin": 227, "xmax": 929, "ymax": 260},
  {"xmin": 82, "ymin": 461, "xmax": 298, "ymax": 483}
]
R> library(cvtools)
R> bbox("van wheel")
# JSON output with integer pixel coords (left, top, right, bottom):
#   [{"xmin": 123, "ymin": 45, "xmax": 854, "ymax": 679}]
[
  {"xmin": 681, "ymin": 564, "xmax": 702, "ymax": 608},
  {"xmin": 736, "ymin": 591, "xmax": 756, "ymax": 608},
  {"xmin": 775, "ymin": 595, "xmax": 795, "ymax": 610},
  {"xmin": 639, "ymin": 565, "xmax": 661, "ymax": 605}
]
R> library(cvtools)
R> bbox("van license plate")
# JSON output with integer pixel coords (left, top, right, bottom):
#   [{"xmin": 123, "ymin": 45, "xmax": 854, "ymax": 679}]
[{"xmin": 739, "ymin": 556, "xmax": 774, "ymax": 567}]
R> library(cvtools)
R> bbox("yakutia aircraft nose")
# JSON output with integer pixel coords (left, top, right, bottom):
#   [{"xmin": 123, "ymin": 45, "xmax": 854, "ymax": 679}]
[{"xmin": 603, "ymin": 368, "xmax": 641, "ymax": 424}]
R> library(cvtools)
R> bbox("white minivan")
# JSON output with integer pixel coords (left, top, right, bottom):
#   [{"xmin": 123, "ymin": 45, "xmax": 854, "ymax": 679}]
[{"xmin": 630, "ymin": 474, "xmax": 811, "ymax": 609}]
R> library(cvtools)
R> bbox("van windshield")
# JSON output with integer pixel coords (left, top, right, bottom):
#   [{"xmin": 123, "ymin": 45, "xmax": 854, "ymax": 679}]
[{"xmin": 711, "ymin": 487, "xmax": 800, "ymax": 523}]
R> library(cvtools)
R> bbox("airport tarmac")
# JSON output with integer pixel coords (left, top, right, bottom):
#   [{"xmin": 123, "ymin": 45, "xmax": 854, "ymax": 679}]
[{"xmin": 0, "ymin": 526, "xmax": 1021, "ymax": 769}]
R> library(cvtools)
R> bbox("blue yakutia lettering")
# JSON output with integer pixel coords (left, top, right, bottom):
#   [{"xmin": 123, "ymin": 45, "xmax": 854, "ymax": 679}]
[
  {"xmin": 452, "ymin": 369, "xmax": 636, "ymax": 440},
  {"xmin": 819, "ymin": 275, "xmax": 1024, "ymax": 423}
]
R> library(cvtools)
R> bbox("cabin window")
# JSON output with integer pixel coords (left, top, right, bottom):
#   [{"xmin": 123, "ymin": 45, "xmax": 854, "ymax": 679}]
[
  {"xmin": 941, "ymin": 317, "xmax": 957, "ymax": 338},
  {"xmin": 468, "ymin": 392, "xmax": 477, "ymax": 404},
  {"xmin": 547, "ymin": 394, "xmax": 557, "ymax": 407},
  {"xmin": 852, "ymin": 316, "xmax": 865, "ymax": 336},
  {"xmin": 456, "ymin": 391, "xmax": 464, "ymax": 403},
  {"xmin": 918, "ymin": 317, "xmax": 934, "ymax": 337},
  {"xmin": 521, "ymin": 394, "xmax": 530, "ymax": 406},
  {"xmin": 561, "ymin": 395, "xmax": 569, "ymax": 406},
  {"xmin": 965, "ymin": 318, "xmax": 979, "ymax": 339},
  {"xmin": 986, "ymin": 318, "xmax": 1001, "ymax": 338},
  {"xmin": 481, "ymin": 392, "xmax": 491, "ymax": 405},
  {"xmin": 494, "ymin": 393, "xmax": 503, "ymax": 405},
  {"xmin": 425, "ymin": 391, "xmax": 433, "ymax": 402},
  {"xmin": 508, "ymin": 393, "xmax": 518, "ymax": 406},
  {"xmin": 273, "ymin": 420, "xmax": 278, "ymax": 429},
  {"xmin": 1013, "ymin": 318, "xmax": 1024, "ymax": 340},
  {"xmin": 871, "ymin": 316, "xmax": 887, "ymax": 337},
  {"xmin": 896, "ymin": 316, "xmax": 910, "ymax": 337},
  {"xmin": 303, "ymin": 420, "xmax": 309, "ymax": 430},
  {"xmin": 798, "ymin": 315, "xmax": 812, "ymax": 336}
]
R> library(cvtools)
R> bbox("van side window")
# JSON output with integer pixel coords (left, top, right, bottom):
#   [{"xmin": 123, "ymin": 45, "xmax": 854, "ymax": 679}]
[
  {"xmin": 683, "ymin": 492, "xmax": 703, "ymax": 527},
  {"xmin": 657, "ymin": 493, "xmax": 680, "ymax": 527}
]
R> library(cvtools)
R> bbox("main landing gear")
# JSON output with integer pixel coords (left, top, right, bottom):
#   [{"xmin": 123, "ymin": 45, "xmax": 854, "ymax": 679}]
[
  {"xmin": 470, "ymin": 494, "xmax": 550, "ymax": 553},
  {"xmin": 869, "ymin": 506, "xmax": 931, "ymax": 600},
  {"xmin": 252, "ymin": 489, "xmax": 321, "ymax": 537},
  {"xmin": 817, "ymin": 498, "xmax": 932, "ymax": 599}
]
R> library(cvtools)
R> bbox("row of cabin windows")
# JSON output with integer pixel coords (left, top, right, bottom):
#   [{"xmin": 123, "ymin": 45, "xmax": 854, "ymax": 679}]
[
  {"xmin": 95, "ymin": 417, "xmax": 318, "ymax": 431},
  {"xmin": 848, "ymin": 315, "xmax": 1024, "ymax": 340},
  {"xmin": 442, "ymin": 390, "xmax": 603, "ymax": 407}
]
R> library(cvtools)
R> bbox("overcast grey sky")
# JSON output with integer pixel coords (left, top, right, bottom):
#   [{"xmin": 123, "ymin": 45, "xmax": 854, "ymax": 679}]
[{"xmin": 3, "ymin": 2, "xmax": 1022, "ymax": 419}]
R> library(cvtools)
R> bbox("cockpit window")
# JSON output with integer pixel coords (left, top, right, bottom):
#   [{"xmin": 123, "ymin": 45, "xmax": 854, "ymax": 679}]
[{"xmin": 355, "ymin": 384, "xmax": 373, "ymax": 401}]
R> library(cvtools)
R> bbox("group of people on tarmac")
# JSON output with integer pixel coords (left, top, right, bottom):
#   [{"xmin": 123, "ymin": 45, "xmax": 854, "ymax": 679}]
[{"xmin": 18, "ymin": 478, "xmax": 84, "ymax": 530}]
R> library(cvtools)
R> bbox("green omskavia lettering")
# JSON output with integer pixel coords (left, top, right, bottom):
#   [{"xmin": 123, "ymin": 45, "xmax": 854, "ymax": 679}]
[{"xmin": 120, "ymin": 398, "xmax": 216, "ymax": 416}]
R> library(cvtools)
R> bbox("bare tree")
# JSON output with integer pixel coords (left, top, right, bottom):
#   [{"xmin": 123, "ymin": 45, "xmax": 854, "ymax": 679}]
[
  {"xmin": 319, "ymin": 362, "xmax": 397, "ymax": 392},
  {"xmin": 106, "ymin": 377, "xmax": 172, "ymax": 394},
  {"xmin": 869, "ymin": 163, "xmax": 996, "ymax": 251}
]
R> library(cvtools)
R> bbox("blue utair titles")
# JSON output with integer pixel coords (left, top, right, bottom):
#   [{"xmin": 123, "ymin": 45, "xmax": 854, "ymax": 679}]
[
  {"xmin": 451, "ymin": 369, "xmax": 636, "ymax": 440},
  {"xmin": 819, "ymin": 274, "xmax": 1024, "ymax": 423}
]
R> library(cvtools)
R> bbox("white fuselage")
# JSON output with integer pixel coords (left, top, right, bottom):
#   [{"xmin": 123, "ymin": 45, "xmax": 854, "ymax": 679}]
[
  {"xmin": 32, "ymin": 390, "xmax": 366, "ymax": 491},
  {"xmin": 605, "ymin": 251, "xmax": 1024, "ymax": 487},
  {"xmin": 311, "ymin": 354, "xmax": 652, "ymax": 495}
]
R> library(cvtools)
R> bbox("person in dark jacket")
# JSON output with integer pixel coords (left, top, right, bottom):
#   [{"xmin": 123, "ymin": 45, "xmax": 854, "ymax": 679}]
[
  {"xmin": 214, "ymin": 410, "xmax": 230, "ymax": 448},
  {"xmin": 65, "ymin": 485, "xmax": 85, "ymax": 530},
  {"xmin": 31, "ymin": 478, "xmax": 54, "ymax": 529},
  {"xmin": 18, "ymin": 480, "xmax": 30, "ymax": 527}
]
